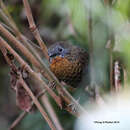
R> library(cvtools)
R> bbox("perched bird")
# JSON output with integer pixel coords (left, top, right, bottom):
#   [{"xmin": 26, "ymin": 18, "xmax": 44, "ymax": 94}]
[
  {"xmin": 48, "ymin": 41, "xmax": 89, "ymax": 88},
  {"xmin": 29, "ymin": 41, "xmax": 90, "ymax": 106}
]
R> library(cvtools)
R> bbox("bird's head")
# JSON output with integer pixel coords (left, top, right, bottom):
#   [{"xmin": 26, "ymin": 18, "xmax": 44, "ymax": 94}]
[{"xmin": 48, "ymin": 41, "xmax": 70, "ymax": 63}]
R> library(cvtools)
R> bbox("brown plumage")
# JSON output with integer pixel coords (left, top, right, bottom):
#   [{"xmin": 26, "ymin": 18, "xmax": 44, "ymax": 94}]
[{"xmin": 48, "ymin": 41, "xmax": 89, "ymax": 88}]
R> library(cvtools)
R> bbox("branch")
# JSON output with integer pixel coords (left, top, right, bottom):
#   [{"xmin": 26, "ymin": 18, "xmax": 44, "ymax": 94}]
[
  {"xmin": 9, "ymin": 111, "xmax": 27, "ymax": 130},
  {"xmin": 0, "ymin": 1, "xmax": 87, "ymax": 115},
  {"xmin": 0, "ymin": 1, "xmax": 20, "ymax": 34},
  {"xmin": 9, "ymin": 89, "xmax": 46, "ymax": 130},
  {"xmin": 0, "ymin": 23, "xmax": 86, "ymax": 114},
  {"xmin": 0, "ymin": 23, "xmax": 62, "ymax": 106},
  {"xmin": 104, "ymin": 0, "xmax": 115, "ymax": 92},
  {"xmin": 0, "ymin": 41, "xmax": 56, "ymax": 130},
  {"xmin": 19, "ymin": 77, "xmax": 56, "ymax": 130},
  {"xmin": 41, "ymin": 95, "xmax": 64, "ymax": 130},
  {"xmin": 23, "ymin": 0, "xmax": 49, "ymax": 60},
  {"xmin": 0, "ymin": 6, "xmax": 49, "ymax": 79}
]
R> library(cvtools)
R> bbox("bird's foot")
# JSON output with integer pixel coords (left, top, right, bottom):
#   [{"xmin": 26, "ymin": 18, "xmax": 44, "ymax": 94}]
[
  {"xmin": 48, "ymin": 80, "xmax": 56, "ymax": 89},
  {"xmin": 67, "ymin": 97, "xmax": 80, "ymax": 113}
]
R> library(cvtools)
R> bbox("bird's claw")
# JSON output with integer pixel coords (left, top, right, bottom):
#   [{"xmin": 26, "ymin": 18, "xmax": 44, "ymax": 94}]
[
  {"xmin": 68, "ymin": 97, "xmax": 80, "ymax": 113},
  {"xmin": 49, "ymin": 81, "xmax": 56, "ymax": 89}
]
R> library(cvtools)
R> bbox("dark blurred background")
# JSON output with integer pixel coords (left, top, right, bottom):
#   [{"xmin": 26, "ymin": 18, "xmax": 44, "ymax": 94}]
[{"xmin": 0, "ymin": 0, "xmax": 130, "ymax": 130}]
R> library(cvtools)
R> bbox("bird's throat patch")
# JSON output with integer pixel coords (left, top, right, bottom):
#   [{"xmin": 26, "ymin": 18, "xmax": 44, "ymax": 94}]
[{"xmin": 50, "ymin": 56, "xmax": 82, "ymax": 86}]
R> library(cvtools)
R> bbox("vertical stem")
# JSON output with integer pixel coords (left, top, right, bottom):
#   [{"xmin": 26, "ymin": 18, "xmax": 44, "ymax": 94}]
[
  {"xmin": 105, "ymin": 1, "xmax": 115, "ymax": 91},
  {"xmin": 110, "ymin": 49, "xmax": 113, "ymax": 91},
  {"xmin": 88, "ymin": 0, "xmax": 94, "ymax": 86}
]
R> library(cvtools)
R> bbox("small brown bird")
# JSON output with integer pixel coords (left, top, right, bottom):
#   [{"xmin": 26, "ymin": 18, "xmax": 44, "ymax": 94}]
[{"xmin": 48, "ymin": 41, "xmax": 89, "ymax": 88}]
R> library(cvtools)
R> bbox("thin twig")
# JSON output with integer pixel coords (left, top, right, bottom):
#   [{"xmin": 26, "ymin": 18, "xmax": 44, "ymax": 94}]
[
  {"xmin": 0, "ymin": 21, "xmax": 14, "ymax": 34},
  {"xmin": 0, "ymin": 8, "xmax": 14, "ymax": 32},
  {"xmin": 19, "ymin": 78, "xmax": 56, "ymax": 130},
  {"xmin": 9, "ymin": 111, "xmax": 27, "ymax": 130},
  {"xmin": 0, "ymin": 1, "xmax": 20, "ymax": 34},
  {"xmin": 104, "ymin": 0, "xmax": 115, "ymax": 92},
  {"xmin": 9, "ymin": 89, "xmax": 46, "ymax": 130},
  {"xmin": 0, "ymin": 44, "xmax": 12, "ymax": 66},
  {"xmin": 113, "ymin": 61, "xmax": 122, "ymax": 91}
]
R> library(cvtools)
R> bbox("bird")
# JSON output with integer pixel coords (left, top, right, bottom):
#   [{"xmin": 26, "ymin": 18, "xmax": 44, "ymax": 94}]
[
  {"xmin": 48, "ymin": 41, "xmax": 89, "ymax": 88},
  {"xmin": 29, "ymin": 41, "xmax": 90, "ymax": 107}
]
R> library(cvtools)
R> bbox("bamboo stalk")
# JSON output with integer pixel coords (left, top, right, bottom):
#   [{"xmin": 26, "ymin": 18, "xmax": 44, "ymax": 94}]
[
  {"xmin": 9, "ymin": 112, "xmax": 27, "ymax": 130},
  {"xmin": 19, "ymin": 78, "xmax": 56, "ymax": 130},
  {"xmin": 0, "ymin": 41, "xmax": 56, "ymax": 130},
  {"xmin": 0, "ymin": 23, "xmax": 85, "ymax": 114},
  {"xmin": 0, "ymin": 36, "xmax": 62, "ymax": 108},
  {"xmin": 0, "ymin": 0, "xmax": 87, "ymax": 115},
  {"xmin": 23, "ymin": 0, "xmax": 49, "ymax": 60},
  {"xmin": 41, "ymin": 95, "xmax": 64, "ymax": 130}
]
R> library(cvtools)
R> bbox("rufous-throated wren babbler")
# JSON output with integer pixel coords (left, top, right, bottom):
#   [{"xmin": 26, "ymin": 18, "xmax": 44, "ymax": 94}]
[
  {"xmin": 30, "ymin": 41, "xmax": 89, "ymax": 88},
  {"xmin": 48, "ymin": 41, "xmax": 89, "ymax": 88}
]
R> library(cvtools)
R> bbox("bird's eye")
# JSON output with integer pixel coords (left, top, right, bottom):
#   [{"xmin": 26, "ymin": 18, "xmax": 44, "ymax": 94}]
[{"xmin": 58, "ymin": 47, "xmax": 63, "ymax": 52}]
